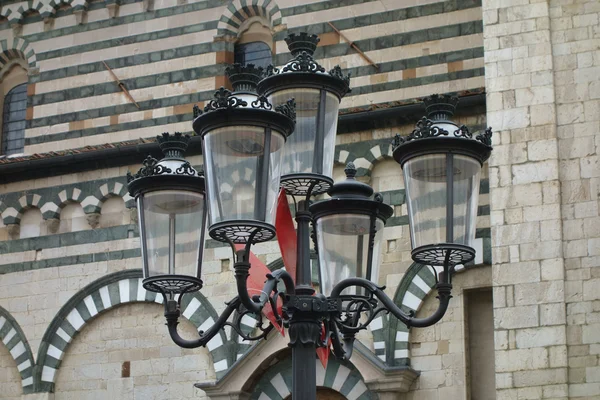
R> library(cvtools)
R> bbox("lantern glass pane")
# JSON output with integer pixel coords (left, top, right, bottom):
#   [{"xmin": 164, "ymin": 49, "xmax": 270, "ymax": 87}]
[
  {"xmin": 317, "ymin": 214, "xmax": 384, "ymax": 296},
  {"xmin": 203, "ymin": 125, "xmax": 286, "ymax": 226},
  {"xmin": 404, "ymin": 154, "xmax": 447, "ymax": 249},
  {"xmin": 270, "ymin": 88, "xmax": 339, "ymax": 179},
  {"xmin": 140, "ymin": 190, "xmax": 205, "ymax": 279},
  {"xmin": 403, "ymin": 154, "xmax": 482, "ymax": 249},
  {"xmin": 452, "ymin": 155, "xmax": 481, "ymax": 247}
]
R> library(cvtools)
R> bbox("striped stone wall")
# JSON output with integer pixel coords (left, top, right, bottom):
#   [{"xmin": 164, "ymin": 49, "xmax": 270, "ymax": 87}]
[{"xmin": 0, "ymin": 0, "xmax": 485, "ymax": 155}]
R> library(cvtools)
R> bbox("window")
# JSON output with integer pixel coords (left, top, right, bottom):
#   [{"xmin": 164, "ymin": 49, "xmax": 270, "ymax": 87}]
[
  {"xmin": 234, "ymin": 19, "xmax": 273, "ymax": 69},
  {"xmin": 234, "ymin": 41, "xmax": 272, "ymax": 69},
  {"xmin": 2, "ymin": 83, "xmax": 26, "ymax": 155}
]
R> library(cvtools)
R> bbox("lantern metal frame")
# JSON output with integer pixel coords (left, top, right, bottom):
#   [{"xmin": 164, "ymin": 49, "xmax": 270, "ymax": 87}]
[
  {"xmin": 257, "ymin": 33, "xmax": 351, "ymax": 197},
  {"xmin": 392, "ymin": 95, "xmax": 492, "ymax": 268},
  {"xmin": 128, "ymin": 42, "xmax": 493, "ymax": 400},
  {"xmin": 192, "ymin": 87, "xmax": 296, "ymax": 245},
  {"xmin": 127, "ymin": 132, "xmax": 207, "ymax": 296}
]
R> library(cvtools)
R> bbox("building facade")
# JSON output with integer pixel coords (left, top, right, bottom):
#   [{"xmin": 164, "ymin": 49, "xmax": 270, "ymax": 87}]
[{"xmin": 0, "ymin": 0, "xmax": 597, "ymax": 399}]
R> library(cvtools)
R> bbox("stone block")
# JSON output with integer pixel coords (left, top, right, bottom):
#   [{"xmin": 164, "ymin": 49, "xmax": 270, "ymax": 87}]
[
  {"xmin": 493, "ymin": 261, "xmax": 541, "ymax": 285},
  {"xmin": 493, "ymin": 222, "xmax": 541, "ymax": 245},
  {"xmin": 527, "ymin": 139, "xmax": 558, "ymax": 161},
  {"xmin": 512, "ymin": 161, "xmax": 559, "ymax": 184},
  {"xmin": 513, "ymin": 368, "xmax": 567, "ymax": 387},
  {"xmin": 542, "ymin": 383, "xmax": 568, "ymax": 398},
  {"xmin": 516, "ymin": 326, "xmax": 567, "ymax": 348},
  {"xmin": 495, "ymin": 348, "xmax": 549, "ymax": 372},
  {"xmin": 557, "ymin": 102, "xmax": 586, "ymax": 126},
  {"xmin": 491, "ymin": 184, "xmax": 543, "ymax": 210},
  {"xmin": 489, "ymin": 143, "xmax": 528, "ymax": 166},
  {"xmin": 488, "ymin": 107, "xmax": 531, "ymax": 131},
  {"xmin": 569, "ymin": 383, "xmax": 600, "ymax": 397},
  {"xmin": 514, "ymin": 281, "xmax": 564, "ymax": 306},
  {"xmin": 583, "ymin": 279, "xmax": 600, "ymax": 301},
  {"xmin": 495, "ymin": 305, "xmax": 539, "ymax": 329},
  {"xmin": 540, "ymin": 303, "xmax": 567, "ymax": 326},
  {"xmin": 515, "ymin": 86, "xmax": 554, "ymax": 107},
  {"xmin": 582, "ymin": 323, "xmax": 600, "ymax": 344},
  {"xmin": 559, "ymin": 136, "xmax": 596, "ymax": 159},
  {"xmin": 581, "ymin": 156, "xmax": 600, "ymax": 178},
  {"xmin": 520, "ymin": 240, "xmax": 563, "ymax": 261},
  {"xmin": 574, "ymin": 200, "xmax": 599, "ymax": 218},
  {"xmin": 523, "ymin": 204, "xmax": 560, "ymax": 222}
]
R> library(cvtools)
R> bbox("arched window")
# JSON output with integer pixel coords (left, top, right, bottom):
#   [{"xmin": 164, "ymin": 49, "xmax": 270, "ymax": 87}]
[
  {"xmin": 234, "ymin": 41, "xmax": 272, "ymax": 68},
  {"xmin": 234, "ymin": 20, "xmax": 273, "ymax": 69},
  {"xmin": 1, "ymin": 83, "xmax": 27, "ymax": 155}
]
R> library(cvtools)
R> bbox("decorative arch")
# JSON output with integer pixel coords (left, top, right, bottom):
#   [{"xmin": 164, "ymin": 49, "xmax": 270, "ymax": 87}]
[
  {"xmin": 387, "ymin": 251, "xmax": 484, "ymax": 366},
  {"xmin": 0, "ymin": 38, "xmax": 38, "ymax": 71},
  {"xmin": 386, "ymin": 263, "xmax": 436, "ymax": 367},
  {"xmin": 1, "ymin": 193, "xmax": 43, "ymax": 225},
  {"xmin": 0, "ymin": 305, "xmax": 35, "ymax": 393},
  {"xmin": 82, "ymin": 180, "xmax": 128, "ymax": 214},
  {"xmin": 250, "ymin": 354, "xmax": 375, "ymax": 400},
  {"xmin": 35, "ymin": 269, "xmax": 229, "ymax": 392},
  {"xmin": 217, "ymin": 0, "xmax": 283, "ymax": 38}
]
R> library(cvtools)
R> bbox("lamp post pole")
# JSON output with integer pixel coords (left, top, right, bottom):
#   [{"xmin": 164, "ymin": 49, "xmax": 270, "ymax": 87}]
[
  {"xmin": 126, "ymin": 33, "xmax": 493, "ymax": 400},
  {"xmin": 290, "ymin": 199, "xmax": 319, "ymax": 400}
]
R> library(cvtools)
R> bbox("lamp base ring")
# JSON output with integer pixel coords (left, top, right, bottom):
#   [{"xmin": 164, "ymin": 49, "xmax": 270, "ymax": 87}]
[
  {"xmin": 209, "ymin": 220, "xmax": 276, "ymax": 244},
  {"xmin": 412, "ymin": 243, "xmax": 475, "ymax": 266},
  {"xmin": 280, "ymin": 173, "xmax": 333, "ymax": 196},
  {"xmin": 143, "ymin": 275, "xmax": 203, "ymax": 294}
]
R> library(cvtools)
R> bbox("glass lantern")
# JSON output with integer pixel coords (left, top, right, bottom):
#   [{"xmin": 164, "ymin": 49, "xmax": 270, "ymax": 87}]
[
  {"xmin": 193, "ymin": 86, "xmax": 296, "ymax": 244},
  {"xmin": 310, "ymin": 163, "xmax": 393, "ymax": 296},
  {"xmin": 393, "ymin": 94, "xmax": 492, "ymax": 266},
  {"xmin": 127, "ymin": 132, "xmax": 206, "ymax": 295},
  {"xmin": 257, "ymin": 32, "xmax": 350, "ymax": 196}
]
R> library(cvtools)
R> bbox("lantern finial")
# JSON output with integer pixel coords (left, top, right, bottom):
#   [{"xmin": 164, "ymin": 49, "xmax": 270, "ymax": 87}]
[
  {"xmin": 285, "ymin": 32, "xmax": 320, "ymax": 57},
  {"xmin": 157, "ymin": 132, "xmax": 190, "ymax": 159},
  {"xmin": 344, "ymin": 162, "xmax": 357, "ymax": 178},
  {"xmin": 225, "ymin": 63, "xmax": 264, "ymax": 93},
  {"xmin": 423, "ymin": 93, "xmax": 459, "ymax": 121}
]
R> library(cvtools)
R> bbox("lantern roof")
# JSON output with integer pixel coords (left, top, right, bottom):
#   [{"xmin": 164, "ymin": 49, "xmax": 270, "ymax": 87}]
[
  {"xmin": 257, "ymin": 33, "xmax": 351, "ymax": 99},
  {"xmin": 192, "ymin": 87, "xmax": 296, "ymax": 137},
  {"xmin": 309, "ymin": 162, "xmax": 393, "ymax": 221},
  {"xmin": 392, "ymin": 94, "xmax": 493, "ymax": 167},
  {"xmin": 127, "ymin": 132, "xmax": 204, "ymax": 198}
]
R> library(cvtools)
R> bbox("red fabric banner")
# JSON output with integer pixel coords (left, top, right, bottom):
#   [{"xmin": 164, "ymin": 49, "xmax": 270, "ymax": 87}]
[{"xmin": 275, "ymin": 188, "xmax": 297, "ymax": 278}]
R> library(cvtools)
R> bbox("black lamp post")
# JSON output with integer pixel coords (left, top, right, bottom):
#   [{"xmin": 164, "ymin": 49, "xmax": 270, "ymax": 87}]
[{"xmin": 127, "ymin": 34, "xmax": 492, "ymax": 400}]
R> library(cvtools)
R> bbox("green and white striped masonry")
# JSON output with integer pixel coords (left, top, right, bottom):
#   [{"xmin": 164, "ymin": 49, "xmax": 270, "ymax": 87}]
[
  {"xmin": 251, "ymin": 354, "xmax": 376, "ymax": 400},
  {"xmin": 0, "ymin": 305, "xmax": 36, "ymax": 393},
  {"xmin": 35, "ymin": 269, "xmax": 230, "ymax": 392},
  {"xmin": 217, "ymin": 0, "xmax": 283, "ymax": 38}
]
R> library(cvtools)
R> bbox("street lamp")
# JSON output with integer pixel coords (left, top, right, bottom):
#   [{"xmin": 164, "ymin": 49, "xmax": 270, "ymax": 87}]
[{"xmin": 126, "ymin": 33, "xmax": 492, "ymax": 400}]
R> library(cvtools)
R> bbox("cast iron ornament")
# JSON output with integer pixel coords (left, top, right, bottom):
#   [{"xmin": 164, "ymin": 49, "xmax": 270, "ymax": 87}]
[
  {"xmin": 275, "ymin": 98, "xmax": 297, "ymax": 122},
  {"xmin": 203, "ymin": 87, "xmax": 248, "ymax": 112},
  {"xmin": 392, "ymin": 116, "xmax": 450, "ymax": 147},
  {"xmin": 477, "ymin": 127, "xmax": 493, "ymax": 146},
  {"xmin": 126, "ymin": 155, "xmax": 165, "ymax": 182},
  {"xmin": 127, "ymin": 132, "xmax": 199, "ymax": 182},
  {"xmin": 251, "ymin": 95, "xmax": 273, "ymax": 110},
  {"xmin": 328, "ymin": 65, "xmax": 351, "ymax": 88}
]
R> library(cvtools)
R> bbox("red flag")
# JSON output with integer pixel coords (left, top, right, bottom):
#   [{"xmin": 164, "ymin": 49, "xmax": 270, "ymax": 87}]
[
  {"xmin": 275, "ymin": 188, "xmax": 297, "ymax": 278},
  {"xmin": 316, "ymin": 326, "xmax": 331, "ymax": 368},
  {"xmin": 234, "ymin": 244, "xmax": 284, "ymax": 335}
]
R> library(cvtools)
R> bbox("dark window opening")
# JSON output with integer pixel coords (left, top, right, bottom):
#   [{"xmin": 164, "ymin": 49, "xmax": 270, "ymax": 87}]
[
  {"xmin": 2, "ymin": 83, "xmax": 27, "ymax": 155},
  {"xmin": 234, "ymin": 41, "xmax": 272, "ymax": 69}
]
